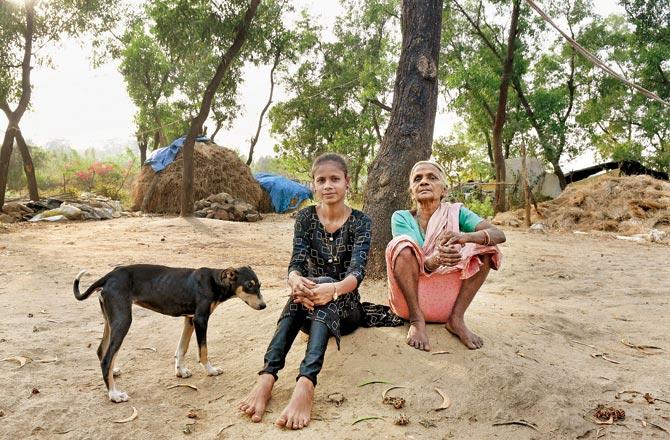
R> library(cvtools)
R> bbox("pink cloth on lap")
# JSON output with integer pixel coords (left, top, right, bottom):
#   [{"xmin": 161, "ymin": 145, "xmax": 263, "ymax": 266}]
[{"xmin": 385, "ymin": 203, "xmax": 502, "ymax": 323}]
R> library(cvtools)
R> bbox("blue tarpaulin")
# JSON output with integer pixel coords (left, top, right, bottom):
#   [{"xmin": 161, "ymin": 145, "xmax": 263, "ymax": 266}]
[
  {"xmin": 254, "ymin": 173, "xmax": 312, "ymax": 213},
  {"xmin": 144, "ymin": 136, "xmax": 210, "ymax": 172}
]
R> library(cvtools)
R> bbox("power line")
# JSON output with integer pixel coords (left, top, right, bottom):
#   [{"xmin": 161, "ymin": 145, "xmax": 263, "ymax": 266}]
[{"xmin": 525, "ymin": 0, "xmax": 669, "ymax": 108}]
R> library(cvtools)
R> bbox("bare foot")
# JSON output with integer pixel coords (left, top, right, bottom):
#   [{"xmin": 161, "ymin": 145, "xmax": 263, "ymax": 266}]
[
  {"xmin": 446, "ymin": 316, "xmax": 483, "ymax": 349},
  {"xmin": 239, "ymin": 374, "xmax": 275, "ymax": 422},
  {"xmin": 275, "ymin": 377, "xmax": 314, "ymax": 430},
  {"xmin": 406, "ymin": 320, "xmax": 431, "ymax": 351}
]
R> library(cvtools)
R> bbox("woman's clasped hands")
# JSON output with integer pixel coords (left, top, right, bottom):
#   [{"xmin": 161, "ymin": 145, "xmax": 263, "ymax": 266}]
[{"xmin": 288, "ymin": 273, "xmax": 335, "ymax": 310}]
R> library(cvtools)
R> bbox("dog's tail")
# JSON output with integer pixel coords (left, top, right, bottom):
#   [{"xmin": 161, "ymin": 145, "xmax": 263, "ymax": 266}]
[{"xmin": 73, "ymin": 270, "xmax": 109, "ymax": 301}]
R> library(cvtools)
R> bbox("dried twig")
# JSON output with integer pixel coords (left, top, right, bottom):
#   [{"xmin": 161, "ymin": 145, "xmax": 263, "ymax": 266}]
[
  {"xmin": 515, "ymin": 350, "xmax": 540, "ymax": 363},
  {"xmin": 649, "ymin": 422, "xmax": 669, "ymax": 434},
  {"xmin": 616, "ymin": 390, "xmax": 670, "ymax": 405},
  {"xmin": 591, "ymin": 353, "xmax": 621, "ymax": 364},
  {"xmin": 357, "ymin": 379, "xmax": 391, "ymax": 387},
  {"xmin": 208, "ymin": 394, "xmax": 225, "ymax": 404},
  {"xmin": 216, "ymin": 423, "xmax": 235, "ymax": 436},
  {"xmin": 166, "ymin": 384, "xmax": 198, "ymax": 391},
  {"xmin": 352, "ymin": 416, "xmax": 384, "ymax": 425},
  {"xmin": 620, "ymin": 339, "xmax": 664, "ymax": 355},
  {"xmin": 571, "ymin": 340, "xmax": 598, "ymax": 350},
  {"xmin": 382, "ymin": 386, "xmax": 407, "ymax": 399},
  {"xmin": 492, "ymin": 420, "xmax": 539, "ymax": 431}
]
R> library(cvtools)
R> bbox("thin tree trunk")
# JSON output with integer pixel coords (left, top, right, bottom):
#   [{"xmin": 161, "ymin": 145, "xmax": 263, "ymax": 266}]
[
  {"xmin": 483, "ymin": 129, "xmax": 494, "ymax": 166},
  {"xmin": 552, "ymin": 159, "xmax": 567, "ymax": 189},
  {"xmin": 138, "ymin": 138, "xmax": 148, "ymax": 166},
  {"xmin": 521, "ymin": 143, "xmax": 531, "ymax": 227},
  {"xmin": 153, "ymin": 112, "xmax": 167, "ymax": 147},
  {"xmin": 247, "ymin": 48, "xmax": 280, "ymax": 166},
  {"xmin": 491, "ymin": 0, "xmax": 520, "ymax": 214},
  {"xmin": 0, "ymin": 1, "xmax": 34, "ymax": 208},
  {"xmin": 181, "ymin": 0, "xmax": 260, "ymax": 216},
  {"xmin": 152, "ymin": 130, "xmax": 161, "ymax": 150},
  {"xmin": 210, "ymin": 121, "xmax": 222, "ymax": 143},
  {"xmin": 362, "ymin": 0, "xmax": 443, "ymax": 278},
  {"xmin": 14, "ymin": 130, "xmax": 39, "ymax": 201}
]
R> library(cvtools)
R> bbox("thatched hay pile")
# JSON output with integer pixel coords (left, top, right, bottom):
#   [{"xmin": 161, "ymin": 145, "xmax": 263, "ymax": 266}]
[
  {"xmin": 494, "ymin": 175, "xmax": 670, "ymax": 234},
  {"xmin": 131, "ymin": 142, "xmax": 272, "ymax": 214}
]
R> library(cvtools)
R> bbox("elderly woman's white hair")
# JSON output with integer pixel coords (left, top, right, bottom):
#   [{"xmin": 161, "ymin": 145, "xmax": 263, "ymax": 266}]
[
  {"xmin": 408, "ymin": 160, "xmax": 448, "ymax": 203},
  {"xmin": 408, "ymin": 160, "xmax": 448, "ymax": 185}
]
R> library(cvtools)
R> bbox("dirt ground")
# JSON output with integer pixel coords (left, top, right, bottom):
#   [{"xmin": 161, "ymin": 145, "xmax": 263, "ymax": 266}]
[{"xmin": 1, "ymin": 214, "xmax": 669, "ymax": 439}]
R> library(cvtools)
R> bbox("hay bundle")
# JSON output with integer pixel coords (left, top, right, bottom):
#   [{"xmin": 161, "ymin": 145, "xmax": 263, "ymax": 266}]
[
  {"xmin": 131, "ymin": 142, "xmax": 271, "ymax": 214},
  {"xmin": 495, "ymin": 175, "xmax": 670, "ymax": 234}
]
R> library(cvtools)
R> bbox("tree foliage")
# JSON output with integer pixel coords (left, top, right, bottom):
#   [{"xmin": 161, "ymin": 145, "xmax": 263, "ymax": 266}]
[
  {"xmin": 269, "ymin": 0, "xmax": 399, "ymax": 191},
  {"xmin": 0, "ymin": 0, "xmax": 120, "ymax": 207}
]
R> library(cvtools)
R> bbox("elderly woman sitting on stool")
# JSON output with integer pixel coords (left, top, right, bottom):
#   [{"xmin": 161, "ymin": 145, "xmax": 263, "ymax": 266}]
[{"xmin": 386, "ymin": 161, "xmax": 505, "ymax": 351}]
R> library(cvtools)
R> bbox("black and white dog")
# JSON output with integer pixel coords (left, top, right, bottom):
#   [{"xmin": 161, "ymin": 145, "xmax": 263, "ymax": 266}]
[{"xmin": 73, "ymin": 264, "xmax": 265, "ymax": 402}]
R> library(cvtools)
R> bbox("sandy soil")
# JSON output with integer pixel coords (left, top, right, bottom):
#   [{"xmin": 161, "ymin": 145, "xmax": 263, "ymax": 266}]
[{"xmin": 0, "ymin": 215, "xmax": 668, "ymax": 439}]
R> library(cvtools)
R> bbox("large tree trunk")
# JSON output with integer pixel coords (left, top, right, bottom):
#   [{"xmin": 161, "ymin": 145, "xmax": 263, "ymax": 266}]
[
  {"xmin": 0, "ymin": 1, "xmax": 34, "ymax": 209},
  {"xmin": 181, "ymin": 0, "xmax": 260, "ymax": 216},
  {"xmin": 362, "ymin": 0, "xmax": 443, "ymax": 278},
  {"xmin": 0, "ymin": 129, "xmax": 16, "ymax": 210},
  {"xmin": 491, "ymin": 0, "xmax": 520, "ymax": 214},
  {"xmin": 15, "ymin": 130, "xmax": 39, "ymax": 201}
]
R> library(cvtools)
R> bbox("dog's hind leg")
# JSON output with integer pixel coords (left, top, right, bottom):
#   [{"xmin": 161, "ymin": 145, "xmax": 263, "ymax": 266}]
[
  {"xmin": 97, "ymin": 294, "xmax": 122, "ymax": 377},
  {"xmin": 101, "ymin": 300, "xmax": 132, "ymax": 403},
  {"xmin": 97, "ymin": 296, "xmax": 110, "ymax": 361},
  {"xmin": 175, "ymin": 316, "xmax": 194, "ymax": 378},
  {"xmin": 194, "ymin": 314, "xmax": 223, "ymax": 376}
]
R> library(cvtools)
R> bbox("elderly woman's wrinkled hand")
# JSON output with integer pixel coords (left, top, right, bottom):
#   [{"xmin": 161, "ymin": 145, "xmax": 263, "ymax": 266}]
[
  {"xmin": 437, "ymin": 244, "xmax": 462, "ymax": 267},
  {"xmin": 440, "ymin": 231, "xmax": 468, "ymax": 246}
]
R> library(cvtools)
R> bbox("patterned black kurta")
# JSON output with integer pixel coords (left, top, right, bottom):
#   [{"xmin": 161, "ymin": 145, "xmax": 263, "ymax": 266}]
[{"xmin": 281, "ymin": 205, "xmax": 371, "ymax": 348}]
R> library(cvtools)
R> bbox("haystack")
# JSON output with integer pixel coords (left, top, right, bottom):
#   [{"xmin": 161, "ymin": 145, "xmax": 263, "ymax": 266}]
[
  {"xmin": 131, "ymin": 142, "xmax": 272, "ymax": 214},
  {"xmin": 495, "ymin": 175, "xmax": 670, "ymax": 234}
]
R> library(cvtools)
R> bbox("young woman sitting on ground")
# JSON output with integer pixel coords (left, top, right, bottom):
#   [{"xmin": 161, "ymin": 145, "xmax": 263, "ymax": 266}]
[{"xmin": 239, "ymin": 153, "xmax": 373, "ymax": 430}]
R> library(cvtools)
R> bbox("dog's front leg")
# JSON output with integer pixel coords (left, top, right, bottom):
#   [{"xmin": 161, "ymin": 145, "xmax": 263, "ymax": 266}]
[
  {"xmin": 193, "ymin": 313, "xmax": 223, "ymax": 376},
  {"xmin": 175, "ymin": 316, "xmax": 194, "ymax": 378}
]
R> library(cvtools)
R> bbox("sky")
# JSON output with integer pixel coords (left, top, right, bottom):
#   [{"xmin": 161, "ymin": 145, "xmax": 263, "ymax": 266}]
[{"xmin": 2, "ymin": 0, "xmax": 624, "ymax": 170}]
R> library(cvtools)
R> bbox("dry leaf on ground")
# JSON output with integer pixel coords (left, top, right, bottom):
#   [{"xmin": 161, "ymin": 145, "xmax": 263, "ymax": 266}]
[
  {"xmin": 113, "ymin": 407, "xmax": 137, "ymax": 423},
  {"xmin": 434, "ymin": 388, "xmax": 451, "ymax": 411}
]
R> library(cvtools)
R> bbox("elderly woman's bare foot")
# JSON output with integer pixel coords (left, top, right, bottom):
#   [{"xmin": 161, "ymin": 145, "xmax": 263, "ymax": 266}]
[
  {"xmin": 446, "ymin": 316, "xmax": 483, "ymax": 349},
  {"xmin": 239, "ymin": 374, "xmax": 275, "ymax": 422},
  {"xmin": 407, "ymin": 320, "xmax": 431, "ymax": 351},
  {"xmin": 275, "ymin": 377, "xmax": 314, "ymax": 429}
]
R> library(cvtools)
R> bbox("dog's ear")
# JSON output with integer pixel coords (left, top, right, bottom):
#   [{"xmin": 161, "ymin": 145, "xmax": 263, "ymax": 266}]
[{"xmin": 221, "ymin": 267, "xmax": 237, "ymax": 284}]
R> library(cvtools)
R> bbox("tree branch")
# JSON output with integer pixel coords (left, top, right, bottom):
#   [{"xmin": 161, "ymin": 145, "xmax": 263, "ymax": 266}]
[
  {"xmin": 451, "ymin": 0, "xmax": 503, "ymax": 62},
  {"xmin": 368, "ymin": 98, "xmax": 392, "ymax": 112},
  {"xmin": 247, "ymin": 46, "xmax": 281, "ymax": 165},
  {"xmin": 15, "ymin": 0, "xmax": 34, "ymax": 120},
  {"xmin": 0, "ymin": 101, "xmax": 11, "ymax": 118}
]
